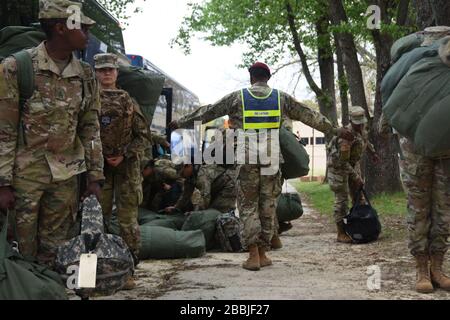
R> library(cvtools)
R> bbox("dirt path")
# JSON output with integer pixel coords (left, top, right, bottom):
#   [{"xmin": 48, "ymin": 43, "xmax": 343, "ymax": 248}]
[{"xmin": 95, "ymin": 192, "xmax": 450, "ymax": 300}]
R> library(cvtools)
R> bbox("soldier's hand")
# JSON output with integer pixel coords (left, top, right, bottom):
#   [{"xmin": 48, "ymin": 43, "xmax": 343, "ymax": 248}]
[
  {"xmin": 84, "ymin": 182, "xmax": 102, "ymax": 201},
  {"xmin": 169, "ymin": 121, "xmax": 179, "ymax": 130},
  {"xmin": 0, "ymin": 186, "xmax": 15, "ymax": 211},
  {"xmin": 337, "ymin": 127, "xmax": 354, "ymax": 142},
  {"xmin": 162, "ymin": 183, "xmax": 172, "ymax": 191},
  {"xmin": 106, "ymin": 156, "xmax": 124, "ymax": 167}
]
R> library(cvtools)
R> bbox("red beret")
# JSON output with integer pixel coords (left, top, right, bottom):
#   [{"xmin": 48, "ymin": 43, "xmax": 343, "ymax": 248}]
[{"xmin": 249, "ymin": 62, "xmax": 271, "ymax": 76}]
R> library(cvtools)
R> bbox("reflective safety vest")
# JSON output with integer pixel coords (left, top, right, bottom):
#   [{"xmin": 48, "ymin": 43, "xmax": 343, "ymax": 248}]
[{"xmin": 241, "ymin": 88, "xmax": 281, "ymax": 130}]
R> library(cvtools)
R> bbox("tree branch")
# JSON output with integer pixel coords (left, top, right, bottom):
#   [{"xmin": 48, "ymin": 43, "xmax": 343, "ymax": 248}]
[{"xmin": 285, "ymin": 1, "xmax": 323, "ymax": 97}]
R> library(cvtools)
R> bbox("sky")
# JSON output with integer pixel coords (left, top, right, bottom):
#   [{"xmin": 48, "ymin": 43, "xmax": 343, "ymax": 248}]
[{"xmin": 122, "ymin": 0, "xmax": 316, "ymax": 104}]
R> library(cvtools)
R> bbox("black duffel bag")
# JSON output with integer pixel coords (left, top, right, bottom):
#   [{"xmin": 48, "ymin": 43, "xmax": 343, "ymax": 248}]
[{"xmin": 343, "ymin": 188, "xmax": 381, "ymax": 244}]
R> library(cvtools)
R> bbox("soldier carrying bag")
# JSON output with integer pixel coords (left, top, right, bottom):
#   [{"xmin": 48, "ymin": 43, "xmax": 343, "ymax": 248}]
[{"xmin": 343, "ymin": 188, "xmax": 382, "ymax": 244}]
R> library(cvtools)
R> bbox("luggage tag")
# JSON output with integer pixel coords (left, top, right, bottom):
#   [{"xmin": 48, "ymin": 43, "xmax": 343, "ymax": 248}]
[{"xmin": 78, "ymin": 253, "xmax": 98, "ymax": 288}]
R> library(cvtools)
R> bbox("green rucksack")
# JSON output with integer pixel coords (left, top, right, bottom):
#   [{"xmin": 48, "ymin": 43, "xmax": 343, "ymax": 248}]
[
  {"xmin": 0, "ymin": 213, "xmax": 68, "ymax": 300},
  {"xmin": 117, "ymin": 66, "xmax": 165, "ymax": 123},
  {"xmin": 277, "ymin": 193, "xmax": 304, "ymax": 222},
  {"xmin": 279, "ymin": 126, "xmax": 310, "ymax": 179},
  {"xmin": 0, "ymin": 26, "xmax": 45, "ymax": 110}
]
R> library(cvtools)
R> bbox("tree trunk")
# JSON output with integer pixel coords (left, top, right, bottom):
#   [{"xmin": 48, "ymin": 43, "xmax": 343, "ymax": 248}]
[
  {"xmin": 413, "ymin": 0, "xmax": 434, "ymax": 29},
  {"xmin": 316, "ymin": 13, "xmax": 338, "ymax": 126},
  {"xmin": 365, "ymin": 28, "xmax": 404, "ymax": 195},
  {"xmin": 430, "ymin": 0, "xmax": 450, "ymax": 26},
  {"xmin": 328, "ymin": 0, "xmax": 369, "ymax": 116},
  {"xmin": 335, "ymin": 35, "xmax": 349, "ymax": 126},
  {"xmin": 285, "ymin": 1, "xmax": 336, "ymax": 125},
  {"xmin": 361, "ymin": 0, "xmax": 404, "ymax": 196}
]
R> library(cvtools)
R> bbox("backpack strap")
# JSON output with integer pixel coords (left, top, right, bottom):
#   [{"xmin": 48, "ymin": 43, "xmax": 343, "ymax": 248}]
[
  {"xmin": 11, "ymin": 50, "xmax": 34, "ymax": 110},
  {"xmin": 353, "ymin": 187, "xmax": 372, "ymax": 208}
]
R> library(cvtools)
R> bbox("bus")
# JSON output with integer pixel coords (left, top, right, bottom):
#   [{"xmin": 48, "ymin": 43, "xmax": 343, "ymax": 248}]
[{"xmin": 127, "ymin": 54, "xmax": 200, "ymax": 133}]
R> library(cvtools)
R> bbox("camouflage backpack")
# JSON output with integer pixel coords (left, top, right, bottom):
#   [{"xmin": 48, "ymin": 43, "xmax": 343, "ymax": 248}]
[
  {"xmin": 55, "ymin": 196, "xmax": 134, "ymax": 299},
  {"xmin": 215, "ymin": 211, "xmax": 243, "ymax": 252}
]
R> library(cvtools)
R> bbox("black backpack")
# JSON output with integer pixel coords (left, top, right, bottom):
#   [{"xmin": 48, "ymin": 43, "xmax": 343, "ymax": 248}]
[{"xmin": 343, "ymin": 188, "xmax": 381, "ymax": 244}]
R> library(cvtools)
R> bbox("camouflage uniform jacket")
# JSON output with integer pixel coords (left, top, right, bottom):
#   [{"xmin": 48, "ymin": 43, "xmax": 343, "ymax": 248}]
[
  {"xmin": 0, "ymin": 42, "xmax": 104, "ymax": 185},
  {"xmin": 196, "ymin": 164, "xmax": 237, "ymax": 212},
  {"xmin": 177, "ymin": 82, "xmax": 337, "ymax": 137},
  {"xmin": 327, "ymin": 125, "xmax": 375, "ymax": 179},
  {"xmin": 99, "ymin": 89, "xmax": 149, "ymax": 161}
]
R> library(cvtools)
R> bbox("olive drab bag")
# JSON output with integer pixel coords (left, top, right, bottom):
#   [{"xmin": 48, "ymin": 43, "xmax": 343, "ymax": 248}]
[
  {"xmin": 0, "ymin": 213, "xmax": 68, "ymax": 300},
  {"xmin": 279, "ymin": 126, "xmax": 310, "ymax": 179},
  {"xmin": 117, "ymin": 66, "xmax": 166, "ymax": 123},
  {"xmin": 0, "ymin": 26, "xmax": 45, "ymax": 111},
  {"xmin": 343, "ymin": 188, "xmax": 381, "ymax": 244},
  {"xmin": 215, "ymin": 211, "xmax": 243, "ymax": 252},
  {"xmin": 276, "ymin": 193, "xmax": 304, "ymax": 223},
  {"xmin": 55, "ymin": 196, "xmax": 134, "ymax": 299}
]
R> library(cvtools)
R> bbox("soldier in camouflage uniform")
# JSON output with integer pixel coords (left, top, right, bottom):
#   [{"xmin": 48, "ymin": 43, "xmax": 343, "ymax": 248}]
[
  {"xmin": 196, "ymin": 164, "xmax": 237, "ymax": 213},
  {"xmin": 0, "ymin": 0, "xmax": 104, "ymax": 267},
  {"xmin": 170, "ymin": 62, "xmax": 351, "ymax": 271},
  {"xmin": 381, "ymin": 27, "xmax": 450, "ymax": 294},
  {"xmin": 94, "ymin": 54, "xmax": 149, "ymax": 271},
  {"xmin": 142, "ymin": 158, "xmax": 180, "ymax": 211},
  {"xmin": 327, "ymin": 106, "xmax": 379, "ymax": 243}
]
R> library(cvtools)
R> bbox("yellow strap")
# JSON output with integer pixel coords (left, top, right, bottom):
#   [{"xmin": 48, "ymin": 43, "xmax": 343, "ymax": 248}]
[
  {"xmin": 244, "ymin": 110, "xmax": 281, "ymax": 117},
  {"xmin": 244, "ymin": 122, "xmax": 281, "ymax": 130}
]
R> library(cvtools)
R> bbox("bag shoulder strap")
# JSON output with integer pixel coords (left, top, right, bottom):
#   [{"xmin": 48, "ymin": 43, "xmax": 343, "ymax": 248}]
[
  {"xmin": 11, "ymin": 50, "xmax": 34, "ymax": 111},
  {"xmin": 353, "ymin": 187, "xmax": 373, "ymax": 208}
]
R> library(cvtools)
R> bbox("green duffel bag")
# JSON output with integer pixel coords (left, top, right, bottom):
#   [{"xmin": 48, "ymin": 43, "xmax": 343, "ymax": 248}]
[
  {"xmin": 181, "ymin": 209, "xmax": 222, "ymax": 250},
  {"xmin": 142, "ymin": 218, "xmax": 178, "ymax": 230},
  {"xmin": 139, "ymin": 208, "xmax": 186, "ymax": 229},
  {"xmin": 277, "ymin": 193, "xmax": 304, "ymax": 222},
  {"xmin": 390, "ymin": 33, "xmax": 424, "ymax": 63},
  {"xmin": 279, "ymin": 127, "xmax": 310, "ymax": 179},
  {"xmin": 138, "ymin": 226, "xmax": 206, "ymax": 260},
  {"xmin": 138, "ymin": 208, "xmax": 160, "ymax": 225},
  {"xmin": 414, "ymin": 94, "xmax": 450, "ymax": 158},
  {"xmin": 0, "ymin": 26, "xmax": 45, "ymax": 60},
  {"xmin": 117, "ymin": 66, "xmax": 165, "ymax": 123},
  {"xmin": 0, "ymin": 214, "xmax": 67, "ymax": 300}
]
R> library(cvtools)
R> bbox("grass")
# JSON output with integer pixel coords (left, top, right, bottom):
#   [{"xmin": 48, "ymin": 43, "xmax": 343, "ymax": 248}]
[{"xmin": 291, "ymin": 181, "xmax": 407, "ymax": 217}]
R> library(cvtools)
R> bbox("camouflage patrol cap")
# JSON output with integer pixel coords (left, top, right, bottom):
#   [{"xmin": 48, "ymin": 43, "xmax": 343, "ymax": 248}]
[
  {"xmin": 422, "ymin": 26, "xmax": 450, "ymax": 46},
  {"xmin": 94, "ymin": 53, "xmax": 119, "ymax": 69},
  {"xmin": 349, "ymin": 106, "xmax": 367, "ymax": 125},
  {"xmin": 39, "ymin": 0, "xmax": 96, "ymax": 26}
]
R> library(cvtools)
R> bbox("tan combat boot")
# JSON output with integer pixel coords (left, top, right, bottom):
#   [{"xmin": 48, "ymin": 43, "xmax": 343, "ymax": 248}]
[
  {"xmin": 336, "ymin": 222, "xmax": 352, "ymax": 243},
  {"xmin": 271, "ymin": 235, "xmax": 283, "ymax": 250},
  {"xmin": 430, "ymin": 253, "xmax": 450, "ymax": 291},
  {"xmin": 242, "ymin": 244, "xmax": 260, "ymax": 271},
  {"xmin": 415, "ymin": 255, "xmax": 434, "ymax": 293},
  {"xmin": 259, "ymin": 246, "xmax": 273, "ymax": 267}
]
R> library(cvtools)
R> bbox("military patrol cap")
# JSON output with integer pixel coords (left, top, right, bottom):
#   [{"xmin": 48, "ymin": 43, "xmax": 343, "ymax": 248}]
[
  {"xmin": 350, "ymin": 106, "xmax": 367, "ymax": 125},
  {"xmin": 94, "ymin": 53, "xmax": 119, "ymax": 69},
  {"xmin": 422, "ymin": 26, "xmax": 450, "ymax": 46},
  {"xmin": 39, "ymin": 0, "xmax": 96, "ymax": 26}
]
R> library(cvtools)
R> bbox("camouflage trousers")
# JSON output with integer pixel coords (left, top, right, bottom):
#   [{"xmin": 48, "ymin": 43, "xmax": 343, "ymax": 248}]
[
  {"xmin": 399, "ymin": 137, "xmax": 450, "ymax": 256},
  {"xmin": 100, "ymin": 157, "xmax": 142, "ymax": 257},
  {"xmin": 13, "ymin": 161, "xmax": 78, "ymax": 267},
  {"xmin": 328, "ymin": 165, "xmax": 361, "ymax": 223},
  {"xmin": 237, "ymin": 164, "xmax": 282, "ymax": 250}
]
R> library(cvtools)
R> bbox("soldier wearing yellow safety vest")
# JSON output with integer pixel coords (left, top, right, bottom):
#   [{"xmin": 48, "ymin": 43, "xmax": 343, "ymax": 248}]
[{"xmin": 170, "ymin": 62, "xmax": 352, "ymax": 271}]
